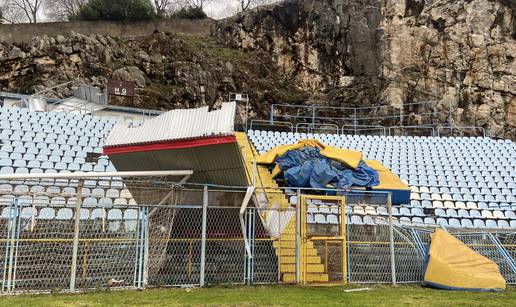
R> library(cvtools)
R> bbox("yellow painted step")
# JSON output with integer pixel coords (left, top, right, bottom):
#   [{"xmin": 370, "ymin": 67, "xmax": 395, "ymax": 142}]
[
  {"xmin": 274, "ymin": 240, "xmax": 313, "ymax": 249},
  {"xmin": 275, "ymin": 248, "xmax": 319, "ymax": 257},
  {"xmin": 279, "ymin": 255, "xmax": 322, "ymax": 265},
  {"xmin": 280, "ymin": 263, "xmax": 325, "ymax": 273},
  {"xmin": 282, "ymin": 273, "xmax": 329, "ymax": 283},
  {"xmin": 279, "ymin": 234, "xmax": 295, "ymax": 241}
]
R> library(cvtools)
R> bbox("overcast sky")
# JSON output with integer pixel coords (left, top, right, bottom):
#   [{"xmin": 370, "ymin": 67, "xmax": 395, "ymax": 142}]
[
  {"xmin": 205, "ymin": 3, "xmax": 231, "ymax": 19},
  {"xmin": 205, "ymin": 2, "xmax": 246, "ymax": 19},
  {"xmin": 205, "ymin": 1, "xmax": 280, "ymax": 19}
]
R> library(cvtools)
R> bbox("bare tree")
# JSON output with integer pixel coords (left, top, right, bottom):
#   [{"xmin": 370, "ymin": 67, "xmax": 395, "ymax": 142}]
[
  {"xmin": 44, "ymin": 0, "xmax": 86, "ymax": 21},
  {"xmin": 182, "ymin": 0, "xmax": 213, "ymax": 10},
  {"xmin": 235, "ymin": 0, "xmax": 267, "ymax": 12},
  {"xmin": 3, "ymin": 0, "xmax": 43, "ymax": 23},
  {"xmin": 152, "ymin": 0, "xmax": 178, "ymax": 17},
  {"xmin": 1, "ymin": 1, "xmax": 30, "ymax": 23}
]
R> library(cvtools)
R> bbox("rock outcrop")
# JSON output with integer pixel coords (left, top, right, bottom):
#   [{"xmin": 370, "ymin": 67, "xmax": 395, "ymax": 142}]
[
  {"xmin": 215, "ymin": 0, "xmax": 516, "ymax": 138},
  {"xmin": 0, "ymin": 0, "xmax": 514, "ymax": 139},
  {"xmin": 0, "ymin": 31, "xmax": 307, "ymax": 120}
]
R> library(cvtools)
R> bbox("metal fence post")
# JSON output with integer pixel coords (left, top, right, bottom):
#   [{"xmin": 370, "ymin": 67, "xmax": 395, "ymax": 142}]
[
  {"xmin": 295, "ymin": 189, "xmax": 301, "ymax": 284},
  {"xmin": 5, "ymin": 198, "xmax": 19, "ymax": 293},
  {"xmin": 200, "ymin": 186, "xmax": 208, "ymax": 287},
  {"xmin": 70, "ymin": 180, "xmax": 83, "ymax": 292},
  {"xmin": 388, "ymin": 193, "xmax": 397, "ymax": 285},
  {"xmin": 269, "ymin": 105, "xmax": 275, "ymax": 125},
  {"xmin": 311, "ymin": 106, "xmax": 316, "ymax": 129},
  {"xmin": 142, "ymin": 207, "xmax": 150, "ymax": 287},
  {"xmin": 353, "ymin": 108, "xmax": 357, "ymax": 135},
  {"xmin": 135, "ymin": 206, "xmax": 148, "ymax": 288}
]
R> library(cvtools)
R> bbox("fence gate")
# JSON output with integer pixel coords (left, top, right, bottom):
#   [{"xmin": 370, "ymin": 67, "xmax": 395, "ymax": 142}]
[{"xmin": 300, "ymin": 195, "xmax": 347, "ymax": 285}]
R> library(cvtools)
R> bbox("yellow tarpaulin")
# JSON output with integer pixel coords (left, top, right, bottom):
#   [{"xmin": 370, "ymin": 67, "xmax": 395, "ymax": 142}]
[
  {"xmin": 423, "ymin": 229, "xmax": 506, "ymax": 291},
  {"xmin": 257, "ymin": 139, "xmax": 361, "ymax": 170},
  {"xmin": 320, "ymin": 146, "xmax": 362, "ymax": 170},
  {"xmin": 365, "ymin": 160, "xmax": 410, "ymax": 191}
]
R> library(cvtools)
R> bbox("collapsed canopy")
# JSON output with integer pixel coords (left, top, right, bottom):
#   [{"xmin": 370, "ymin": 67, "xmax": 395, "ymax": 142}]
[
  {"xmin": 275, "ymin": 146, "xmax": 379, "ymax": 190},
  {"xmin": 257, "ymin": 139, "xmax": 411, "ymax": 203},
  {"xmin": 423, "ymin": 229, "xmax": 506, "ymax": 291}
]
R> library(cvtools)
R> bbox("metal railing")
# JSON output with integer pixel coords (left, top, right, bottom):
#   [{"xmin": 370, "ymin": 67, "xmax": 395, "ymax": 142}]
[{"xmin": 263, "ymin": 100, "xmax": 488, "ymax": 137}]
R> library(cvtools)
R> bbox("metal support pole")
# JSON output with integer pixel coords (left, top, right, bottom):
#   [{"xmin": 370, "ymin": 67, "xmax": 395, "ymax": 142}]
[
  {"xmin": 295, "ymin": 189, "xmax": 301, "ymax": 284},
  {"xmin": 5, "ymin": 199, "xmax": 19, "ymax": 293},
  {"xmin": 388, "ymin": 194, "xmax": 397, "ymax": 285},
  {"xmin": 70, "ymin": 180, "xmax": 83, "ymax": 292},
  {"xmin": 311, "ymin": 106, "xmax": 316, "ymax": 130},
  {"xmin": 269, "ymin": 105, "xmax": 274, "ymax": 125},
  {"xmin": 142, "ymin": 208, "xmax": 150, "ymax": 287},
  {"xmin": 399, "ymin": 104, "xmax": 404, "ymax": 127},
  {"xmin": 136, "ymin": 207, "xmax": 146, "ymax": 288},
  {"xmin": 245, "ymin": 96, "xmax": 250, "ymax": 132},
  {"xmin": 448, "ymin": 99, "xmax": 453, "ymax": 127},
  {"xmin": 200, "ymin": 186, "xmax": 208, "ymax": 287},
  {"xmin": 353, "ymin": 108, "xmax": 357, "ymax": 135}
]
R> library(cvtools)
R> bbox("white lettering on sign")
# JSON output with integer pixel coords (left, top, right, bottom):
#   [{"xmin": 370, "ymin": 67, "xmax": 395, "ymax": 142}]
[{"xmin": 114, "ymin": 87, "xmax": 128, "ymax": 96}]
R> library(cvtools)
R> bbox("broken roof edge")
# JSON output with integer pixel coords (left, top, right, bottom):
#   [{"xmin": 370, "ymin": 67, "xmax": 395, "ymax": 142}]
[{"xmin": 104, "ymin": 101, "xmax": 237, "ymax": 148}]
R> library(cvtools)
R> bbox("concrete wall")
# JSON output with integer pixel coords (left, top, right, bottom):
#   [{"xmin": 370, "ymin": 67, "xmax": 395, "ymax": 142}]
[{"xmin": 0, "ymin": 19, "xmax": 214, "ymax": 43}]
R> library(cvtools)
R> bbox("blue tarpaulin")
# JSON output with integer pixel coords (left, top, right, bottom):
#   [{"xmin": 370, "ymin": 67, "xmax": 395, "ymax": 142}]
[{"xmin": 276, "ymin": 147, "xmax": 380, "ymax": 190}]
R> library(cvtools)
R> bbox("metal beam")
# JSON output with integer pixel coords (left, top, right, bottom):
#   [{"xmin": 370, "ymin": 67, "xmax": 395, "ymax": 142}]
[{"xmin": 0, "ymin": 170, "xmax": 193, "ymax": 180}]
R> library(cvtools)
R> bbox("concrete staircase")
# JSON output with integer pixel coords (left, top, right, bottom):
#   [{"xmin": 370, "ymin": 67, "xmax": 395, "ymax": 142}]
[{"xmin": 235, "ymin": 132, "xmax": 329, "ymax": 283}]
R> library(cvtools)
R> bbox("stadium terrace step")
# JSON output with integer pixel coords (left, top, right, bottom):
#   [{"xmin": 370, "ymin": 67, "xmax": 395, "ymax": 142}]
[
  {"xmin": 282, "ymin": 273, "xmax": 329, "ymax": 283},
  {"xmin": 235, "ymin": 132, "xmax": 329, "ymax": 283}
]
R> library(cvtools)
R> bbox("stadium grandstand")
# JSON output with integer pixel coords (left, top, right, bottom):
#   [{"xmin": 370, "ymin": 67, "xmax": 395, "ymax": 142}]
[{"xmin": 0, "ymin": 90, "xmax": 514, "ymax": 293}]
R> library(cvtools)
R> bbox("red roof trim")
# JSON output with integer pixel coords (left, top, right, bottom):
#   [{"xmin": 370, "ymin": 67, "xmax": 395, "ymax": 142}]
[{"xmin": 103, "ymin": 135, "xmax": 237, "ymax": 155}]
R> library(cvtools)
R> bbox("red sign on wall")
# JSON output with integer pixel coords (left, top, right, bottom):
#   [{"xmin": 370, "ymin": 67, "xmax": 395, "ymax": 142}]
[{"xmin": 107, "ymin": 80, "xmax": 135, "ymax": 97}]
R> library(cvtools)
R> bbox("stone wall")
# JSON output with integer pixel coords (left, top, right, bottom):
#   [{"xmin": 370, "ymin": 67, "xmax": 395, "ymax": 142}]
[{"xmin": 0, "ymin": 19, "xmax": 213, "ymax": 43}]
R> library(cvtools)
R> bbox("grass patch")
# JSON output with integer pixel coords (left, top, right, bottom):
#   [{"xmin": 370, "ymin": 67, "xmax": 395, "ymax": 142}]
[
  {"xmin": 175, "ymin": 33, "xmax": 245, "ymax": 61},
  {"xmin": 1, "ymin": 285, "xmax": 515, "ymax": 307}
]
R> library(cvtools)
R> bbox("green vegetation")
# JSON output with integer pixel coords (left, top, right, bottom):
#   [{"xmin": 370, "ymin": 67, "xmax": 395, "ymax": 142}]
[
  {"xmin": 175, "ymin": 33, "xmax": 245, "ymax": 61},
  {"xmin": 171, "ymin": 7, "xmax": 208, "ymax": 19},
  {"xmin": 1, "ymin": 285, "xmax": 515, "ymax": 307},
  {"xmin": 76, "ymin": 0, "xmax": 156, "ymax": 21}
]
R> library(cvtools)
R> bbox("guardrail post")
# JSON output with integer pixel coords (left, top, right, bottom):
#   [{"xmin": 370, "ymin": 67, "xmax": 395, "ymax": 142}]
[
  {"xmin": 200, "ymin": 186, "xmax": 208, "ymax": 287},
  {"xmin": 388, "ymin": 194, "xmax": 397, "ymax": 285}
]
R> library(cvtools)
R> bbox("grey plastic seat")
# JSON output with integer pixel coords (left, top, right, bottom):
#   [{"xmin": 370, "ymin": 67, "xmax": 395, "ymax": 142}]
[
  {"xmin": 485, "ymin": 220, "xmax": 498, "ymax": 228},
  {"xmin": 350, "ymin": 215, "xmax": 363, "ymax": 225},
  {"xmin": 124, "ymin": 209, "xmax": 139, "ymax": 232},
  {"xmin": 461, "ymin": 219, "xmax": 473, "ymax": 228}
]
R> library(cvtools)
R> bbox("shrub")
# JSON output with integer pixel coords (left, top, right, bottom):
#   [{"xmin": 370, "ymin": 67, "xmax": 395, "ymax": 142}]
[{"xmin": 76, "ymin": 0, "xmax": 156, "ymax": 21}]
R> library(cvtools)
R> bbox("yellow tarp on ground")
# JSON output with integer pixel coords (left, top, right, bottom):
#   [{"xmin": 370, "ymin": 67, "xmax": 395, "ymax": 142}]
[
  {"xmin": 423, "ymin": 229, "xmax": 506, "ymax": 291},
  {"xmin": 256, "ymin": 139, "xmax": 362, "ymax": 170}
]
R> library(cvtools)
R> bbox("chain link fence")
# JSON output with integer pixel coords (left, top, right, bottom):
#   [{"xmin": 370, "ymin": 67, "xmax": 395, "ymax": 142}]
[{"xmin": 0, "ymin": 179, "xmax": 515, "ymax": 294}]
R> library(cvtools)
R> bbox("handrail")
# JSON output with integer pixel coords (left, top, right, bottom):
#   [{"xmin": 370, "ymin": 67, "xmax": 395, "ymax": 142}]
[
  {"xmin": 267, "ymin": 100, "xmax": 479, "ymax": 137},
  {"xmin": 341, "ymin": 125, "xmax": 387, "ymax": 136},
  {"xmin": 437, "ymin": 125, "xmax": 487, "ymax": 138},
  {"xmin": 388, "ymin": 126, "xmax": 436, "ymax": 137},
  {"xmin": 249, "ymin": 119, "xmax": 293, "ymax": 132},
  {"xmin": 295, "ymin": 123, "xmax": 339, "ymax": 134}
]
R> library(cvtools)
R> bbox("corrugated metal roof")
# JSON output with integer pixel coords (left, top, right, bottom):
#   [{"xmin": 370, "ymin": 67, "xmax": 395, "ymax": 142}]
[
  {"xmin": 108, "ymin": 142, "xmax": 248, "ymax": 187},
  {"xmin": 104, "ymin": 102, "xmax": 236, "ymax": 147}
]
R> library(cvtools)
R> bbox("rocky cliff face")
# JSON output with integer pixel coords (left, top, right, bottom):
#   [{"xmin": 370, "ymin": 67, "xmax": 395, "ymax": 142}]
[
  {"xmin": 215, "ymin": 0, "xmax": 516, "ymax": 138},
  {"xmin": 0, "ymin": 31, "xmax": 307, "ymax": 121},
  {"xmin": 1, "ymin": 1, "xmax": 514, "ymax": 138}
]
